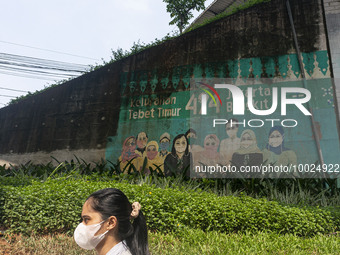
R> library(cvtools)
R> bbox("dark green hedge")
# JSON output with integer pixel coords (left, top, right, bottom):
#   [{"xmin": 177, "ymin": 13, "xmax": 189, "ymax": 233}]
[{"xmin": 0, "ymin": 178, "xmax": 337, "ymax": 236}]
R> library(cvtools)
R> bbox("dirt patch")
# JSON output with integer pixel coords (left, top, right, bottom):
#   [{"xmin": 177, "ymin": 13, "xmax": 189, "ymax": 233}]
[{"xmin": 0, "ymin": 237, "xmax": 12, "ymax": 255}]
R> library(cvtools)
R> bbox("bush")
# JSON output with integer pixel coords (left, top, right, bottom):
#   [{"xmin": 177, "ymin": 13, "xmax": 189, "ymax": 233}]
[
  {"xmin": 1, "ymin": 178, "xmax": 337, "ymax": 236},
  {"xmin": 0, "ymin": 176, "xmax": 36, "ymax": 187},
  {"xmin": 2, "ymin": 161, "xmax": 339, "ymax": 207}
]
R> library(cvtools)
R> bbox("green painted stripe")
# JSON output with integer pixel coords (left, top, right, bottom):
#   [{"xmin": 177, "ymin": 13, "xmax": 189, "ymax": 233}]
[{"xmin": 201, "ymin": 88, "xmax": 217, "ymax": 106}]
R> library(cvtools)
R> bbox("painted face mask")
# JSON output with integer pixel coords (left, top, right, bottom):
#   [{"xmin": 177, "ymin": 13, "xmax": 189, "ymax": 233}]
[
  {"xmin": 74, "ymin": 220, "xmax": 108, "ymax": 250},
  {"xmin": 204, "ymin": 136, "xmax": 219, "ymax": 158},
  {"xmin": 147, "ymin": 150, "xmax": 158, "ymax": 160},
  {"xmin": 160, "ymin": 141, "xmax": 170, "ymax": 151},
  {"xmin": 137, "ymin": 133, "xmax": 147, "ymax": 149},
  {"xmin": 137, "ymin": 139, "xmax": 145, "ymax": 149}
]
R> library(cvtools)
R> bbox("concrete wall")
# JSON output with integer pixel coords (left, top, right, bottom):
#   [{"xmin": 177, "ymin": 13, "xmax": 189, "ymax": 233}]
[
  {"xmin": 0, "ymin": 0, "xmax": 339, "ymax": 168},
  {"xmin": 0, "ymin": 65, "xmax": 123, "ymax": 164}
]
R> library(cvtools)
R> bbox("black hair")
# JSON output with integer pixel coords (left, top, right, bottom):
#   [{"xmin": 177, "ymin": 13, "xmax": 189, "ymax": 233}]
[
  {"xmin": 171, "ymin": 134, "xmax": 189, "ymax": 156},
  {"xmin": 185, "ymin": 128, "xmax": 196, "ymax": 137},
  {"xmin": 87, "ymin": 188, "xmax": 149, "ymax": 255}
]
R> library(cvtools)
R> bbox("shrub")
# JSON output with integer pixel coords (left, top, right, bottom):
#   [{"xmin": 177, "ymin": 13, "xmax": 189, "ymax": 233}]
[
  {"xmin": 1, "ymin": 178, "xmax": 337, "ymax": 236},
  {"xmin": 2, "ymin": 161, "xmax": 339, "ymax": 208}
]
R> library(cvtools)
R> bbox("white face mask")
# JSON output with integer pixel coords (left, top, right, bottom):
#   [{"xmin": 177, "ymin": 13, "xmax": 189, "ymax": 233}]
[{"xmin": 74, "ymin": 220, "xmax": 109, "ymax": 250}]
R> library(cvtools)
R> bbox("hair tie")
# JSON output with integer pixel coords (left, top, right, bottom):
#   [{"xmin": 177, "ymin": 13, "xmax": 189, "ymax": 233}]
[{"xmin": 130, "ymin": 202, "xmax": 141, "ymax": 219}]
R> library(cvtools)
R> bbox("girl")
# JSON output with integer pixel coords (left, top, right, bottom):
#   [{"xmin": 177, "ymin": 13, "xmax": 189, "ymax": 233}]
[{"xmin": 74, "ymin": 188, "xmax": 149, "ymax": 255}]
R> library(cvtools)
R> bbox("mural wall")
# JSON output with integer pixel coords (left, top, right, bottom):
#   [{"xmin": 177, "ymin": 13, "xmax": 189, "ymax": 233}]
[
  {"xmin": 105, "ymin": 50, "xmax": 340, "ymax": 178},
  {"xmin": 0, "ymin": 0, "xmax": 339, "ymax": 179}
]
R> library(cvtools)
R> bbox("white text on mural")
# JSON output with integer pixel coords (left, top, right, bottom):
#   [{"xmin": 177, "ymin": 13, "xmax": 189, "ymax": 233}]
[{"xmin": 129, "ymin": 96, "xmax": 181, "ymax": 119}]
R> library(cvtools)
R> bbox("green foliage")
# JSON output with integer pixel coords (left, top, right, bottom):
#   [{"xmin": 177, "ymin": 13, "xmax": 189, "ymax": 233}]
[
  {"xmin": 322, "ymin": 206, "xmax": 340, "ymax": 231},
  {"xmin": 1, "ymin": 178, "xmax": 337, "ymax": 236},
  {"xmin": 109, "ymin": 33, "xmax": 178, "ymax": 63},
  {"xmin": 204, "ymin": 177, "xmax": 340, "ymax": 207},
  {"xmin": 0, "ymin": 158, "xmax": 118, "ymax": 180},
  {"xmin": 1, "ymin": 161, "xmax": 340, "ymax": 207},
  {"xmin": 88, "ymin": 31, "xmax": 179, "ymax": 72},
  {"xmin": 186, "ymin": 0, "xmax": 271, "ymax": 33},
  {"xmin": 163, "ymin": 0, "xmax": 206, "ymax": 34}
]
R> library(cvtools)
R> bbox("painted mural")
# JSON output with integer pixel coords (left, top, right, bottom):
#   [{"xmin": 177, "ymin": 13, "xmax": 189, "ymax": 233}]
[{"xmin": 105, "ymin": 51, "xmax": 340, "ymax": 178}]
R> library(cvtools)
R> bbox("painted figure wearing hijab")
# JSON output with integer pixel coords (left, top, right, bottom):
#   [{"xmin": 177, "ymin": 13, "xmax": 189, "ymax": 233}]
[
  {"xmin": 118, "ymin": 136, "xmax": 141, "ymax": 173},
  {"xmin": 135, "ymin": 132, "xmax": 148, "ymax": 157},
  {"xmin": 164, "ymin": 134, "xmax": 191, "ymax": 177},
  {"xmin": 220, "ymin": 119, "xmax": 241, "ymax": 165},
  {"xmin": 263, "ymin": 126, "xmax": 297, "ymax": 167},
  {"xmin": 231, "ymin": 129, "xmax": 263, "ymax": 167},
  {"xmin": 159, "ymin": 132, "xmax": 171, "ymax": 160},
  {"xmin": 145, "ymin": 141, "xmax": 164, "ymax": 173},
  {"xmin": 195, "ymin": 134, "xmax": 223, "ymax": 166}
]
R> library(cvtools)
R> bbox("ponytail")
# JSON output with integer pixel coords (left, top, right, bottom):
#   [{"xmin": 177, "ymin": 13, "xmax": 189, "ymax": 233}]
[
  {"xmin": 87, "ymin": 188, "xmax": 149, "ymax": 255},
  {"xmin": 126, "ymin": 210, "xmax": 149, "ymax": 255}
]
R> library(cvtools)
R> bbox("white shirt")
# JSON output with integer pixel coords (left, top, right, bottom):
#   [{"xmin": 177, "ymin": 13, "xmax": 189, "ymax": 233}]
[{"xmin": 106, "ymin": 240, "xmax": 132, "ymax": 255}]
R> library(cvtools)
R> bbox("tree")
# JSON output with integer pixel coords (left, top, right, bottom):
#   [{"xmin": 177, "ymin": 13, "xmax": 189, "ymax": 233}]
[{"xmin": 163, "ymin": 0, "xmax": 206, "ymax": 34}]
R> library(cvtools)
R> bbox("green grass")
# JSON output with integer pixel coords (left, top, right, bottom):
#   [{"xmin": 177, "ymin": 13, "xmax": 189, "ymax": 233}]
[
  {"xmin": 2, "ymin": 229, "xmax": 339, "ymax": 255},
  {"xmin": 151, "ymin": 229, "xmax": 340, "ymax": 255}
]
